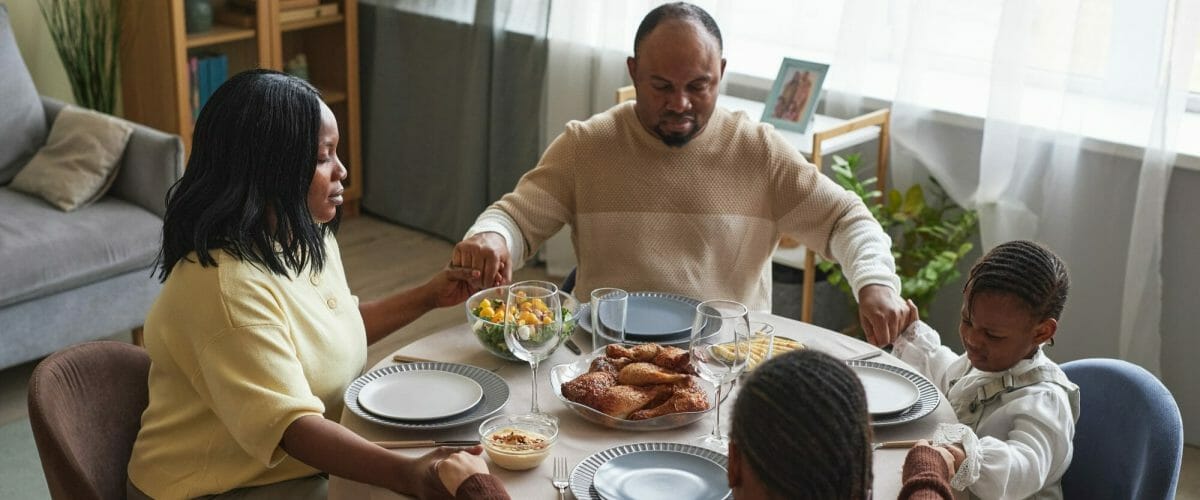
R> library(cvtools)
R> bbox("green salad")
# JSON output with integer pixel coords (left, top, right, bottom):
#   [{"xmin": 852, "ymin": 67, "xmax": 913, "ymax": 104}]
[{"xmin": 471, "ymin": 298, "xmax": 574, "ymax": 358}]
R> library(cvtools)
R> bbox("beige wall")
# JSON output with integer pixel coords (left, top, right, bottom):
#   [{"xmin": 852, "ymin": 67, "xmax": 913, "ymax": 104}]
[{"xmin": 7, "ymin": 0, "xmax": 75, "ymax": 104}]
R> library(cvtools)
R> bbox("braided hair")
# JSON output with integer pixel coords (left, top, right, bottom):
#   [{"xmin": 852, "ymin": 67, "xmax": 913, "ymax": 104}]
[
  {"xmin": 730, "ymin": 349, "xmax": 872, "ymax": 500},
  {"xmin": 963, "ymin": 240, "xmax": 1070, "ymax": 322}
]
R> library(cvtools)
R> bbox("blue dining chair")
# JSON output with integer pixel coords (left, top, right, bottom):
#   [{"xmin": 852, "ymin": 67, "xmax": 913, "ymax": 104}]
[
  {"xmin": 561, "ymin": 267, "xmax": 577, "ymax": 294},
  {"xmin": 1060, "ymin": 358, "xmax": 1182, "ymax": 500}
]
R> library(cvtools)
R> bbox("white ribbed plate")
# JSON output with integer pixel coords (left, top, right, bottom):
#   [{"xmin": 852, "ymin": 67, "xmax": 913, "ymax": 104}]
[
  {"xmin": 571, "ymin": 442, "xmax": 730, "ymax": 500},
  {"xmin": 846, "ymin": 360, "xmax": 939, "ymax": 426},
  {"xmin": 344, "ymin": 362, "xmax": 508, "ymax": 430}
]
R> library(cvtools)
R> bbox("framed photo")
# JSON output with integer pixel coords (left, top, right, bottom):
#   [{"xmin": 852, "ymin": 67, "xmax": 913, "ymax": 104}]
[{"xmin": 761, "ymin": 58, "xmax": 829, "ymax": 133}]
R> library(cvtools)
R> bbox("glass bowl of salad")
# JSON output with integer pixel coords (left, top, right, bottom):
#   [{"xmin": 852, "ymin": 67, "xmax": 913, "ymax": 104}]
[{"xmin": 465, "ymin": 285, "xmax": 578, "ymax": 361}]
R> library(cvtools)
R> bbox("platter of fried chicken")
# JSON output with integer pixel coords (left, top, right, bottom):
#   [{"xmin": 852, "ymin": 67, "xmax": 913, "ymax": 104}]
[{"xmin": 550, "ymin": 343, "xmax": 717, "ymax": 431}]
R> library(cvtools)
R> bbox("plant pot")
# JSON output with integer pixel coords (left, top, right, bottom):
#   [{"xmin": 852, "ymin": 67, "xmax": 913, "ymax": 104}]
[{"xmin": 185, "ymin": 0, "xmax": 213, "ymax": 34}]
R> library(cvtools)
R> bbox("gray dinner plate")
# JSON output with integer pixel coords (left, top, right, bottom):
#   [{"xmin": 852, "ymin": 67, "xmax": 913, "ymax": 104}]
[
  {"xmin": 579, "ymin": 292, "xmax": 711, "ymax": 345},
  {"xmin": 608, "ymin": 294, "xmax": 698, "ymax": 339},
  {"xmin": 571, "ymin": 442, "xmax": 730, "ymax": 500}
]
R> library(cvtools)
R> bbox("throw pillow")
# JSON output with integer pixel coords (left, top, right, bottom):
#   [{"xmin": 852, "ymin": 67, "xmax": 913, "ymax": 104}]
[
  {"xmin": 9, "ymin": 105, "xmax": 134, "ymax": 211},
  {"xmin": 0, "ymin": 4, "xmax": 48, "ymax": 185}
]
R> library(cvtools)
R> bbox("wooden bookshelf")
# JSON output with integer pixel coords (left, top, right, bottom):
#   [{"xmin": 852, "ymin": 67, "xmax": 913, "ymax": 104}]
[{"xmin": 119, "ymin": 0, "xmax": 363, "ymax": 214}]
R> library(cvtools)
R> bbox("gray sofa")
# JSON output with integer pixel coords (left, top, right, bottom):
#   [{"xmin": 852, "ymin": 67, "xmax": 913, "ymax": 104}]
[
  {"xmin": 0, "ymin": 98, "xmax": 183, "ymax": 370},
  {"xmin": 0, "ymin": 5, "xmax": 182, "ymax": 369}
]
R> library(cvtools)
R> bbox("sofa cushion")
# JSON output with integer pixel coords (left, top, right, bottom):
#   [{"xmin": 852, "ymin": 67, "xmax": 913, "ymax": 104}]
[
  {"xmin": 0, "ymin": 5, "xmax": 48, "ymax": 185},
  {"xmin": 10, "ymin": 105, "xmax": 134, "ymax": 211},
  {"xmin": 0, "ymin": 189, "xmax": 162, "ymax": 308}
]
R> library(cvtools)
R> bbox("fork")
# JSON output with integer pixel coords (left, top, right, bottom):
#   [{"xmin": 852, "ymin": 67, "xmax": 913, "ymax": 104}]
[{"xmin": 552, "ymin": 456, "xmax": 569, "ymax": 499}]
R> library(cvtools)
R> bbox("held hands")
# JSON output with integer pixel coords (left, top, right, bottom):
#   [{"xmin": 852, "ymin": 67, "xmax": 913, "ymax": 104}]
[
  {"xmin": 422, "ymin": 267, "xmax": 481, "ymax": 309},
  {"xmin": 912, "ymin": 439, "xmax": 965, "ymax": 478},
  {"xmin": 407, "ymin": 446, "xmax": 486, "ymax": 500},
  {"xmin": 857, "ymin": 284, "xmax": 908, "ymax": 347},
  {"xmin": 435, "ymin": 447, "xmax": 491, "ymax": 497},
  {"xmin": 452, "ymin": 232, "xmax": 512, "ymax": 290}
]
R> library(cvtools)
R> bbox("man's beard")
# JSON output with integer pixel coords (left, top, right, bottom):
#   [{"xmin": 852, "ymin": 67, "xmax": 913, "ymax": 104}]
[{"xmin": 655, "ymin": 114, "xmax": 700, "ymax": 147}]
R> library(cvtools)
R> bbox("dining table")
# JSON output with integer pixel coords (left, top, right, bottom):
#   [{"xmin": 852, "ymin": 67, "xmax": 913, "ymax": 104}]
[{"xmin": 328, "ymin": 312, "xmax": 961, "ymax": 500}]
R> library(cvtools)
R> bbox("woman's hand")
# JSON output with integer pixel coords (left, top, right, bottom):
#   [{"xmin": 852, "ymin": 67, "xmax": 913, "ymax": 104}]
[
  {"xmin": 425, "ymin": 267, "xmax": 480, "ymax": 309},
  {"xmin": 404, "ymin": 446, "xmax": 485, "ymax": 499},
  {"xmin": 435, "ymin": 448, "xmax": 491, "ymax": 496}
]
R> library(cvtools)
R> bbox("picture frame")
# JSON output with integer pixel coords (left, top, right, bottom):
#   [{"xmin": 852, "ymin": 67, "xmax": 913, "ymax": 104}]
[{"xmin": 761, "ymin": 58, "xmax": 829, "ymax": 133}]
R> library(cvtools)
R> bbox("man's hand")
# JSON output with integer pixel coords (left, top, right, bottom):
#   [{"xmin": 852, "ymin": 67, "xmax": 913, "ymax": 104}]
[
  {"xmin": 857, "ymin": 284, "xmax": 907, "ymax": 347},
  {"xmin": 452, "ymin": 232, "xmax": 512, "ymax": 290}
]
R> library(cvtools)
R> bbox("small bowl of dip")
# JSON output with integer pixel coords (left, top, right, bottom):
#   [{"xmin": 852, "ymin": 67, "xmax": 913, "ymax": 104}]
[{"xmin": 477, "ymin": 413, "xmax": 558, "ymax": 471}]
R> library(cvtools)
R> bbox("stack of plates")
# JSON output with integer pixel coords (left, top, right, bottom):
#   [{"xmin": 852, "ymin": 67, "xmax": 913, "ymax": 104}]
[
  {"xmin": 344, "ymin": 362, "xmax": 509, "ymax": 430},
  {"xmin": 847, "ymin": 360, "xmax": 939, "ymax": 426},
  {"xmin": 579, "ymin": 292, "xmax": 712, "ymax": 346},
  {"xmin": 571, "ymin": 442, "xmax": 731, "ymax": 500}
]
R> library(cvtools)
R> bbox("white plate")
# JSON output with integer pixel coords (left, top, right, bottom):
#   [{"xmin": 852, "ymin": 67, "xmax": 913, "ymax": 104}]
[
  {"xmin": 571, "ymin": 442, "xmax": 730, "ymax": 500},
  {"xmin": 358, "ymin": 370, "xmax": 483, "ymax": 421},
  {"xmin": 593, "ymin": 450, "xmax": 730, "ymax": 500},
  {"xmin": 851, "ymin": 364, "xmax": 920, "ymax": 416},
  {"xmin": 345, "ymin": 362, "xmax": 508, "ymax": 430}
]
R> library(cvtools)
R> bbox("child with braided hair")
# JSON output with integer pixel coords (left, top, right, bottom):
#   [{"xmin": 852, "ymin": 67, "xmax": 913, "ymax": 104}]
[
  {"xmin": 727, "ymin": 349, "xmax": 875, "ymax": 499},
  {"xmin": 883, "ymin": 240, "xmax": 1080, "ymax": 499}
]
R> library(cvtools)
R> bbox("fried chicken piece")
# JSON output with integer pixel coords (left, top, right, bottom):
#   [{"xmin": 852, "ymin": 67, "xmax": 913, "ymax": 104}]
[
  {"xmin": 651, "ymin": 346, "xmax": 693, "ymax": 373},
  {"xmin": 627, "ymin": 381, "xmax": 711, "ymax": 420},
  {"xmin": 606, "ymin": 343, "xmax": 661, "ymax": 362},
  {"xmin": 560, "ymin": 371, "xmax": 615, "ymax": 405},
  {"xmin": 591, "ymin": 384, "xmax": 671, "ymax": 419},
  {"xmin": 618, "ymin": 362, "xmax": 689, "ymax": 386},
  {"xmin": 588, "ymin": 354, "xmax": 619, "ymax": 374}
]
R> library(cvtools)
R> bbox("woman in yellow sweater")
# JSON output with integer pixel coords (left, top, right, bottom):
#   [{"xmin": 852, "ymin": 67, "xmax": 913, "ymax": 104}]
[{"xmin": 127, "ymin": 70, "xmax": 507, "ymax": 499}]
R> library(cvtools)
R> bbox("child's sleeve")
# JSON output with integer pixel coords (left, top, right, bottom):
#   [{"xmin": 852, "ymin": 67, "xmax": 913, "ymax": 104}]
[
  {"xmin": 892, "ymin": 320, "xmax": 961, "ymax": 391},
  {"xmin": 933, "ymin": 389, "xmax": 1076, "ymax": 499}
]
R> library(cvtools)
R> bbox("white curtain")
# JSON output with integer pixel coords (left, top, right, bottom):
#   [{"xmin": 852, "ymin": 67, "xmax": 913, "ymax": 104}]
[{"xmin": 822, "ymin": 0, "xmax": 1200, "ymax": 375}]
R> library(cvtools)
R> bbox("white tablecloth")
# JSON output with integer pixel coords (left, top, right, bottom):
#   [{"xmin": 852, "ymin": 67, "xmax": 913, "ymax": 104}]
[{"xmin": 329, "ymin": 313, "xmax": 958, "ymax": 499}]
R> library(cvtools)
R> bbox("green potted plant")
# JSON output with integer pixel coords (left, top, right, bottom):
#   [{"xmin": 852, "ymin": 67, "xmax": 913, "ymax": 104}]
[
  {"xmin": 819, "ymin": 154, "xmax": 979, "ymax": 330},
  {"xmin": 37, "ymin": 0, "xmax": 121, "ymax": 114}
]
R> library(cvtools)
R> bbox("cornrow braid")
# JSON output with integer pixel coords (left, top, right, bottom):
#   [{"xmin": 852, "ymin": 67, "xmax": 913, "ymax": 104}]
[
  {"xmin": 730, "ymin": 350, "xmax": 873, "ymax": 499},
  {"xmin": 963, "ymin": 240, "xmax": 1070, "ymax": 321}
]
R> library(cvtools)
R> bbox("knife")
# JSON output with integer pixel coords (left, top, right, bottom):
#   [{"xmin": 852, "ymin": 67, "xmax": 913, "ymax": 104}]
[
  {"xmin": 563, "ymin": 339, "xmax": 582, "ymax": 355},
  {"xmin": 375, "ymin": 440, "xmax": 481, "ymax": 449}
]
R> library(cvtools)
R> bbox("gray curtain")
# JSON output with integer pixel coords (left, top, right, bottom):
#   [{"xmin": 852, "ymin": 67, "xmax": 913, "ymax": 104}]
[{"xmin": 360, "ymin": 0, "xmax": 550, "ymax": 240}]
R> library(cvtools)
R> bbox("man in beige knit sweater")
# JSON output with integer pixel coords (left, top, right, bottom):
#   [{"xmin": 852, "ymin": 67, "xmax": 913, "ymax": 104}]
[{"xmin": 452, "ymin": 2, "xmax": 908, "ymax": 343}]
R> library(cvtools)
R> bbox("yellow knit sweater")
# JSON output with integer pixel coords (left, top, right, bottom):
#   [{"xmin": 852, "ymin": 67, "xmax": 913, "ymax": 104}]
[
  {"xmin": 128, "ymin": 237, "xmax": 366, "ymax": 499},
  {"xmin": 469, "ymin": 101, "xmax": 898, "ymax": 310}
]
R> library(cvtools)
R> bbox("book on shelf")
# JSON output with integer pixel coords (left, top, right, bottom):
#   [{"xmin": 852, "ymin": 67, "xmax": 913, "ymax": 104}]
[{"xmin": 190, "ymin": 53, "xmax": 228, "ymax": 119}]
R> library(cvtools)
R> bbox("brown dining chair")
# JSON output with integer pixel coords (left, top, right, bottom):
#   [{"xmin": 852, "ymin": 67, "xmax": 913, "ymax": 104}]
[{"xmin": 28, "ymin": 340, "xmax": 151, "ymax": 500}]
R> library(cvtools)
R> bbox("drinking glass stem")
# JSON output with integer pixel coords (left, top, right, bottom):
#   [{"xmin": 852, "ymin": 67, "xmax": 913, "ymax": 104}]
[
  {"xmin": 529, "ymin": 359, "xmax": 540, "ymax": 414},
  {"xmin": 711, "ymin": 383, "xmax": 724, "ymax": 441}
]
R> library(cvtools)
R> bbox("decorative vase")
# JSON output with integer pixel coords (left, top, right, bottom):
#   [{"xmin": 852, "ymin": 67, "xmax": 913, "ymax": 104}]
[{"xmin": 185, "ymin": 0, "xmax": 213, "ymax": 34}]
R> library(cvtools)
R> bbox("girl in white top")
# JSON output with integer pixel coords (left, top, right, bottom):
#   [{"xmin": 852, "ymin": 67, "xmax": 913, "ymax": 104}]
[{"xmin": 885, "ymin": 240, "xmax": 1080, "ymax": 500}]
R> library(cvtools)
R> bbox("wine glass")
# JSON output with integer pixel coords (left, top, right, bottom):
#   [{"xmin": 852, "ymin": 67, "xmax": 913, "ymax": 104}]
[
  {"xmin": 503, "ymin": 280, "xmax": 563, "ymax": 417},
  {"xmin": 689, "ymin": 299, "xmax": 750, "ymax": 453}
]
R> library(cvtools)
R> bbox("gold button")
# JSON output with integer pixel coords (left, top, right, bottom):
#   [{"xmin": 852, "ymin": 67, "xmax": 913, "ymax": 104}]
[
  {"xmin": 310, "ymin": 275, "xmax": 321, "ymax": 286},
  {"xmin": 326, "ymin": 298, "xmax": 337, "ymax": 309}
]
